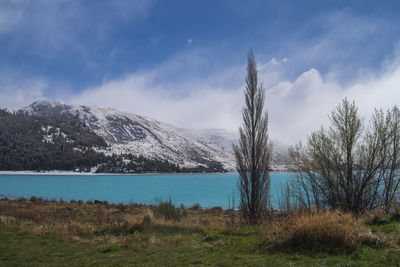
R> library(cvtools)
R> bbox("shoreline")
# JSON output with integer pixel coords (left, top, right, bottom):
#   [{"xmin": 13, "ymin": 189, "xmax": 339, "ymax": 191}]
[
  {"xmin": 0, "ymin": 170, "xmax": 237, "ymax": 176},
  {"xmin": 0, "ymin": 168, "xmax": 291, "ymax": 176}
]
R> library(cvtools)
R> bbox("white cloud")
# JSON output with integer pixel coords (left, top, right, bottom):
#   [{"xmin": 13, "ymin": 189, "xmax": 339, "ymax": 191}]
[
  {"xmin": 2, "ymin": 43, "xmax": 399, "ymax": 146},
  {"xmin": 63, "ymin": 51, "xmax": 400, "ymax": 145},
  {"xmin": 0, "ymin": 73, "xmax": 47, "ymax": 110},
  {"xmin": 2, "ymin": 34, "xmax": 399, "ymax": 146},
  {"xmin": 1, "ymin": 3, "xmax": 399, "ymax": 147},
  {"xmin": 0, "ymin": 0, "xmax": 154, "ymax": 55},
  {"xmin": 264, "ymin": 59, "xmax": 400, "ymax": 144},
  {"xmin": 67, "ymin": 68, "xmax": 243, "ymax": 131},
  {"xmin": 0, "ymin": 1, "xmax": 24, "ymax": 33},
  {"xmin": 1, "ymin": 50, "xmax": 399, "ymax": 146}
]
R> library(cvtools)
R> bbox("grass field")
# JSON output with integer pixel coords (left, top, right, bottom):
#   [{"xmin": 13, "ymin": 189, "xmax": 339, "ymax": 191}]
[{"xmin": 0, "ymin": 198, "xmax": 399, "ymax": 266}]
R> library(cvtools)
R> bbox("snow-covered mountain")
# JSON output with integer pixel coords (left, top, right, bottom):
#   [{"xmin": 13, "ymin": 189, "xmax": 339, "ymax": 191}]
[{"xmin": 21, "ymin": 100, "xmax": 290, "ymax": 171}]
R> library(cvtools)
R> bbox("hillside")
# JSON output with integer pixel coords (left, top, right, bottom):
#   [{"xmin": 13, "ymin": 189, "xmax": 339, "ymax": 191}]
[{"xmin": 0, "ymin": 100, "xmax": 291, "ymax": 173}]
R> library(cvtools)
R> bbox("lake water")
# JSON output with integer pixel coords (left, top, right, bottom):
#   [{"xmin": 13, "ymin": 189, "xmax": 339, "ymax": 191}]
[{"xmin": 0, "ymin": 173, "xmax": 294, "ymax": 209}]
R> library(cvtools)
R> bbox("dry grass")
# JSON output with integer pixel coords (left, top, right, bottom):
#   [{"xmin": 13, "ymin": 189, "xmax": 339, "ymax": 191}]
[
  {"xmin": 0, "ymin": 198, "xmax": 229, "ymax": 246},
  {"xmin": 1, "ymin": 198, "xmax": 393, "ymax": 254},
  {"xmin": 262, "ymin": 210, "xmax": 388, "ymax": 253},
  {"xmin": 1, "ymin": 199, "xmax": 400, "ymax": 266},
  {"xmin": 0, "ymin": 215, "xmax": 16, "ymax": 225}
]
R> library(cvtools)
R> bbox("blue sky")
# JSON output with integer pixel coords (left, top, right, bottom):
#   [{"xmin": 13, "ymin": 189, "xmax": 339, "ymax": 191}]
[{"xmin": 1, "ymin": 0, "xmax": 400, "ymax": 144}]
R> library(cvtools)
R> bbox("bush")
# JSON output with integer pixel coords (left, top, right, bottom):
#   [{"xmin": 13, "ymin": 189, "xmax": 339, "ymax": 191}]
[
  {"xmin": 17, "ymin": 197, "xmax": 26, "ymax": 202},
  {"xmin": 202, "ymin": 233, "xmax": 221, "ymax": 242},
  {"xmin": 366, "ymin": 215, "xmax": 390, "ymax": 226},
  {"xmin": 29, "ymin": 196, "xmax": 42, "ymax": 203},
  {"xmin": 211, "ymin": 206, "xmax": 223, "ymax": 213},
  {"xmin": 152, "ymin": 198, "xmax": 187, "ymax": 222},
  {"xmin": 116, "ymin": 203, "xmax": 127, "ymax": 212},
  {"xmin": 366, "ymin": 209, "xmax": 400, "ymax": 225},
  {"xmin": 97, "ymin": 215, "xmax": 153, "ymax": 237},
  {"xmin": 189, "ymin": 203, "xmax": 201, "ymax": 210},
  {"xmin": 263, "ymin": 210, "xmax": 386, "ymax": 254},
  {"xmin": 142, "ymin": 215, "xmax": 152, "ymax": 226},
  {"xmin": 390, "ymin": 210, "xmax": 400, "ymax": 222}
]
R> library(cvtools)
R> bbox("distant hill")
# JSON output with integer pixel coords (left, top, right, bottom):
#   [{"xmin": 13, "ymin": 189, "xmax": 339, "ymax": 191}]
[{"xmin": 0, "ymin": 100, "xmax": 291, "ymax": 173}]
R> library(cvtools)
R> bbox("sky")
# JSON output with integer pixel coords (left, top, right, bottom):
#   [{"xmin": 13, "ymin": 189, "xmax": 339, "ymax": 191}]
[{"xmin": 1, "ymin": 0, "xmax": 400, "ymax": 145}]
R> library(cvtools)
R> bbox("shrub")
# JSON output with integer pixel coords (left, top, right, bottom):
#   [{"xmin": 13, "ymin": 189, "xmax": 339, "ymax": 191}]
[
  {"xmin": 0, "ymin": 215, "xmax": 16, "ymax": 226},
  {"xmin": 98, "ymin": 215, "xmax": 153, "ymax": 237},
  {"xmin": 29, "ymin": 196, "xmax": 42, "ymax": 203},
  {"xmin": 211, "ymin": 206, "xmax": 223, "ymax": 213},
  {"xmin": 17, "ymin": 197, "xmax": 26, "ymax": 202},
  {"xmin": 366, "ymin": 215, "xmax": 390, "ymax": 225},
  {"xmin": 390, "ymin": 210, "xmax": 400, "ymax": 222},
  {"xmin": 263, "ymin": 210, "xmax": 386, "ymax": 254},
  {"xmin": 142, "ymin": 215, "xmax": 152, "ymax": 226},
  {"xmin": 100, "ymin": 244, "xmax": 119, "ymax": 253},
  {"xmin": 152, "ymin": 198, "xmax": 186, "ymax": 222},
  {"xmin": 116, "ymin": 203, "xmax": 127, "ymax": 212},
  {"xmin": 202, "ymin": 233, "xmax": 221, "ymax": 242},
  {"xmin": 189, "ymin": 203, "xmax": 201, "ymax": 210},
  {"xmin": 366, "ymin": 209, "xmax": 400, "ymax": 225}
]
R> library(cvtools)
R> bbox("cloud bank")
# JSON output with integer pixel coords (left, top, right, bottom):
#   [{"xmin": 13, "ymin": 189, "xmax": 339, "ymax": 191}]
[
  {"xmin": 1, "ymin": 47, "xmax": 399, "ymax": 145},
  {"xmin": 59, "ymin": 51, "xmax": 400, "ymax": 145},
  {"xmin": 0, "ymin": 0, "xmax": 154, "ymax": 57},
  {"xmin": 1, "ymin": 4, "xmax": 399, "ymax": 145},
  {"xmin": 0, "ymin": 72, "xmax": 46, "ymax": 110}
]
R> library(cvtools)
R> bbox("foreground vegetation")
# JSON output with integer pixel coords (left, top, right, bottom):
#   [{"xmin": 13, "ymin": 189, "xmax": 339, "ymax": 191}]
[
  {"xmin": 289, "ymin": 99, "xmax": 400, "ymax": 214},
  {"xmin": 1, "ymin": 198, "xmax": 400, "ymax": 266}
]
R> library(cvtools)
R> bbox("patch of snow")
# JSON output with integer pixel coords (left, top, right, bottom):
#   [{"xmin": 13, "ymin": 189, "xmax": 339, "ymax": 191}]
[{"xmin": 22, "ymin": 101, "xmax": 290, "ymax": 171}]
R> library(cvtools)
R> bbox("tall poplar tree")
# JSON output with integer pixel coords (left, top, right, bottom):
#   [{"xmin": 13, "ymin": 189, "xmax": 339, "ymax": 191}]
[{"xmin": 233, "ymin": 50, "xmax": 272, "ymax": 224}]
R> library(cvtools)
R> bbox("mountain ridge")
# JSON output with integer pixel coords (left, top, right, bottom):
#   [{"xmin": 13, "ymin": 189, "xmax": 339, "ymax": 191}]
[{"xmin": 19, "ymin": 100, "xmax": 291, "ymax": 172}]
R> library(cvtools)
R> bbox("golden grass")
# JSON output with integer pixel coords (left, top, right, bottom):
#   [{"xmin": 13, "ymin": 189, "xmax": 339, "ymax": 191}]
[
  {"xmin": 262, "ymin": 210, "xmax": 388, "ymax": 253},
  {"xmin": 1, "ymin": 198, "xmax": 392, "ymax": 254},
  {"xmin": 0, "ymin": 198, "xmax": 228, "ymax": 246}
]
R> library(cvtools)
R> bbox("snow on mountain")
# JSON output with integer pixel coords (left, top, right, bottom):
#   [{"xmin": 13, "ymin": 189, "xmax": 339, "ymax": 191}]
[{"xmin": 21, "ymin": 100, "xmax": 290, "ymax": 171}]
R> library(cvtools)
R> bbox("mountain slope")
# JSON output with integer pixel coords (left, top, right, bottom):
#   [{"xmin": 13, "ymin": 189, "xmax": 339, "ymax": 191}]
[
  {"xmin": 21, "ymin": 100, "xmax": 291, "ymax": 171},
  {"xmin": 0, "ymin": 108, "xmax": 108, "ymax": 171}
]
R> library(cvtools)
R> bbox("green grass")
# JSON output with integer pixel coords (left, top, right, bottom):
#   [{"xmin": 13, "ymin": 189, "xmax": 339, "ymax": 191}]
[
  {"xmin": 1, "ymin": 199, "xmax": 400, "ymax": 266},
  {"xmin": 369, "ymin": 221, "xmax": 400, "ymax": 236},
  {"xmin": 1, "ymin": 224, "xmax": 400, "ymax": 266},
  {"xmin": 367, "ymin": 210, "xmax": 400, "ymax": 236}
]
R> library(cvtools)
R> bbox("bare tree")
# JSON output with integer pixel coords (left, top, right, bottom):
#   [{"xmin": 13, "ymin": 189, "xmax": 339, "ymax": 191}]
[
  {"xmin": 289, "ymin": 99, "xmax": 400, "ymax": 213},
  {"xmin": 233, "ymin": 50, "xmax": 272, "ymax": 224},
  {"xmin": 376, "ymin": 106, "xmax": 400, "ymax": 211}
]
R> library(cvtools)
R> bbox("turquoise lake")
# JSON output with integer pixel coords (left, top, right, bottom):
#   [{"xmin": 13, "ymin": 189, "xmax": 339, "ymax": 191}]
[{"xmin": 0, "ymin": 173, "xmax": 294, "ymax": 209}]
